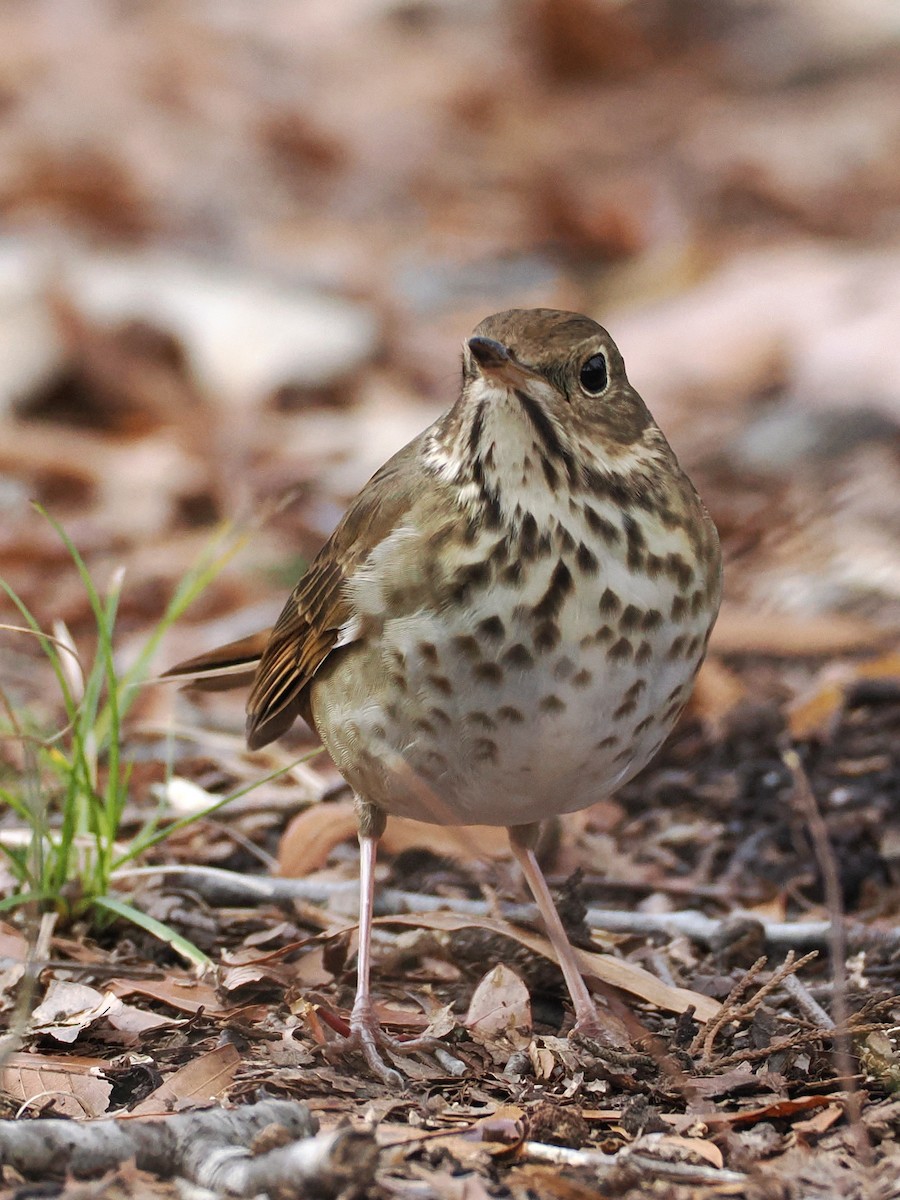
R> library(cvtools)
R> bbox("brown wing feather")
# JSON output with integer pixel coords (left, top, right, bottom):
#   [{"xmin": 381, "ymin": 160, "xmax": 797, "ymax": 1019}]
[{"xmin": 246, "ymin": 433, "xmax": 428, "ymax": 750}]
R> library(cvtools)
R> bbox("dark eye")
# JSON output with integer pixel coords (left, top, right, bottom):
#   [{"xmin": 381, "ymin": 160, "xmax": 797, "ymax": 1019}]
[{"xmin": 579, "ymin": 353, "xmax": 608, "ymax": 395}]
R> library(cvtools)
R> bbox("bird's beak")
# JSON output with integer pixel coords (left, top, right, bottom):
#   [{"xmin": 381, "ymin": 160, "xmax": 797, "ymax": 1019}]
[{"xmin": 467, "ymin": 336, "xmax": 540, "ymax": 389}]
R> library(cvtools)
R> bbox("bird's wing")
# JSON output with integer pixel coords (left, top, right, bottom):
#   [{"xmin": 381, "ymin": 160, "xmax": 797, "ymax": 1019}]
[{"xmin": 246, "ymin": 434, "xmax": 431, "ymax": 749}]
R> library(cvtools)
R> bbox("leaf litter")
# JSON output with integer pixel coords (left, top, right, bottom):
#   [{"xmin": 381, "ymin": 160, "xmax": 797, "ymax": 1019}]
[{"xmin": 0, "ymin": 1, "xmax": 898, "ymax": 1196}]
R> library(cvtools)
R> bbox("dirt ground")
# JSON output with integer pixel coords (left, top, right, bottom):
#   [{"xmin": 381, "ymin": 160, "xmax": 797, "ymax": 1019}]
[{"xmin": 0, "ymin": 2, "xmax": 898, "ymax": 1197}]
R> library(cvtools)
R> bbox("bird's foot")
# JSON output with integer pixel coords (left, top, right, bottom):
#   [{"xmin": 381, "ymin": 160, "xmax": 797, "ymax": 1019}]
[{"xmin": 341, "ymin": 999, "xmax": 447, "ymax": 1088}]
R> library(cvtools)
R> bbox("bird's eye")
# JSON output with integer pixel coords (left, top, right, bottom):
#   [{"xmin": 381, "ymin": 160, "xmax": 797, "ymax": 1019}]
[{"xmin": 579, "ymin": 353, "xmax": 608, "ymax": 395}]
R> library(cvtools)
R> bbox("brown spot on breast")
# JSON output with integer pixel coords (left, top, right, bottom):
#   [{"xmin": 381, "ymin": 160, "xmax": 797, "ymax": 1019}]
[
  {"xmin": 667, "ymin": 636, "xmax": 687, "ymax": 660},
  {"xmin": 642, "ymin": 609, "xmax": 663, "ymax": 631},
  {"xmin": 633, "ymin": 715, "xmax": 655, "ymax": 736},
  {"xmin": 671, "ymin": 595, "xmax": 688, "ymax": 620},
  {"xmin": 450, "ymin": 560, "xmax": 492, "ymax": 603},
  {"xmin": 584, "ymin": 506, "xmax": 621, "ymax": 544},
  {"xmin": 614, "ymin": 698, "xmax": 637, "ymax": 719},
  {"xmin": 473, "ymin": 661, "xmax": 504, "ymax": 684},
  {"xmin": 594, "ymin": 624, "xmax": 614, "ymax": 645},
  {"xmin": 452, "ymin": 634, "xmax": 482, "ymax": 661},
  {"xmin": 576, "ymin": 542, "xmax": 599, "ymax": 574},
  {"xmin": 473, "ymin": 737, "xmax": 499, "ymax": 763},
  {"xmin": 533, "ymin": 560, "xmax": 573, "ymax": 621},
  {"xmin": 467, "ymin": 710, "xmax": 497, "ymax": 730},
  {"xmin": 624, "ymin": 679, "xmax": 647, "ymax": 700},
  {"xmin": 534, "ymin": 621, "xmax": 561, "ymax": 652},
  {"xmin": 519, "ymin": 512, "xmax": 539, "ymax": 559},
  {"xmin": 500, "ymin": 559, "xmax": 522, "ymax": 586},
  {"xmin": 540, "ymin": 694, "xmax": 566, "ymax": 713},
  {"xmin": 503, "ymin": 643, "xmax": 534, "ymax": 668},
  {"xmin": 414, "ymin": 717, "xmax": 436, "ymax": 734},
  {"xmin": 498, "ymin": 705, "xmax": 525, "ymax": 723},
  {"xmin": 554, "ymin": 656, "xmax": 575, "ymax": 679},
  {"xmin": 665, "ymin": 554, "xmax": 693, "ymax": 590},
  {"xmin": 572, "ymin": 668, "xmax": 593, "ymax": 687},
  {"xmin": 608, "ymin": 637, "xmax": 633, "ymax": 661},
  {"xmin": 388, "ymin": 671, "xmax": 408, "ymax": 693},
  {"xmin": 690, "ymin": 588, "xmax": 706, "ymax": 616},
  {"xmin": 558, "ymin": 526, "xmax": 576, "ymax": 553},
  {"xmin": 599, "ymin": 587, "xmax": 621, "ymax": 616},
  {"xmin": 429, "ymin": 706, "xmax": 452, "ymax": 725},
  {"xmin": 478, "ymin": 615, "xmax": 505, "ymax": 640},
  {"xmin": 620, "ymin": 604, "xmax": 642, "ymax": 632},
  {"xmin": 623, "ymin": 514, "xmax": 646, "ymax": 570},
  {"xmin": 595, "ymin": 735, "xmax": 618, "ymax": 750},
  {"xmin": 427, "ymin": 673, "xmax": 453, "ymax": 695},
  {"xmin": 645, "ymin": 553, "xmax": 665, "ymax": 579},
  {"xmin": 635, "ymin": 641, "xmax": 652, "ymax": 665},
  {"xmin": 418, "ymin": 641, "xmax": 438, "ymax": 666}
]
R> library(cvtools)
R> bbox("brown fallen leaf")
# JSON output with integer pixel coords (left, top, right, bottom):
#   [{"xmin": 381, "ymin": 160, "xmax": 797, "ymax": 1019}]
[
  {"xmin": 30, "ymin": 980, "xmax": 172, "ymax": 1044},
  {"xmin": 0, "ymin": 1052, "xmax": 113, "ymax": 1119},
  {"xmin": 788, "ymin": 650, "xmax": 900, "ymax": 740},
  {"xmin": 793, "ymin": 1103, "xmax": 844, "ymax": 1136},
  {"xmin": 127, "ymin": 1044, "xmax": 242, "ymax": 1116},
  {"xmin": 647, "ymin": 1134, "xmax": 724, "ymax": 1169},
  {"xmin": 465, "ymin": 963, "xmax": 532, "ymax": 1047},
  {"xmin": 278, "ymin": 799, "xmax": 509, "ymax": 877},
  {"xmin": 703, "ymin": 1093, "xmax": 840, "ymax": 1127},
  {"xmin": 107, "ymin": 976, "xmax": 228, "ymax": 1016}
]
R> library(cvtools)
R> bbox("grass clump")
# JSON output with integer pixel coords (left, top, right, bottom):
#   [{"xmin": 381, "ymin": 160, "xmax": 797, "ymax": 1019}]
[{"xmin": 0, "ymin": 509, "xmax": 246, "ymax": 967}]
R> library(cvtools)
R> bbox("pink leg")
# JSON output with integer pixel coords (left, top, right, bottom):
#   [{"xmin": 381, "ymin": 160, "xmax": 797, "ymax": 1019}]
[
  {"xmin": 508, "ymin": 824, "xmax": 616, "ymax": 1041},
  {"xmin": 343, "ymin": 803, "xmax": 447, "ymax": 1085},
  {"xmin": 348, "ymin": 832, "xmax": 405, "ymax": 1087}
]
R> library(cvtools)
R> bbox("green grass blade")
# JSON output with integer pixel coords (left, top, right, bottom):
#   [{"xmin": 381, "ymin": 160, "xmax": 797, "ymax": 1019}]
[{"xmin": 94, "ymin": 895, "xmax": 210, "ymax": 969}]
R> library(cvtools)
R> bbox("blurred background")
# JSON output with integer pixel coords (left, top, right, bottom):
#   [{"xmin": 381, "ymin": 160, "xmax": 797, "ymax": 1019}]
[{"xmin": 0, "ymin": 0, "xmax": 897, "ymax": 762}]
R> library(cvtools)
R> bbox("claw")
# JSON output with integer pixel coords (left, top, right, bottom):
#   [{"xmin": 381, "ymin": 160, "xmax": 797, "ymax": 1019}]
[{"xmin": 344, "ymin": 999, "xmax": 446, "ymax": 1086}]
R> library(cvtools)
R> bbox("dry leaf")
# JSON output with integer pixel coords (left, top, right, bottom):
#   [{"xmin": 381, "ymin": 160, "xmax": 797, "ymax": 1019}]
[
  {"xmin": 465, "ymin": 964, "xmax": 532, "ymax": 1046},
  {"xmin": 788, "ymin": 651, "xmax": 900, "ymax": 739},
  {"xmin": 278, "ymin": 798, "xmax": 509, "ymax": 877},
  {"xmin": 0, "ymin": 1052, "xmax": 112, "ymax": 1118},
  {"xmin": 127, "ymin": 1044, "xmax": 242, "ymax": 1116}
]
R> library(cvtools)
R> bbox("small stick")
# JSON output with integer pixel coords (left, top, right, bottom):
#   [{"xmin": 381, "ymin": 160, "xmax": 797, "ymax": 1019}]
[{"xmin": 783, "ymin": 747, "xmax": 871, "ymax": 1165}]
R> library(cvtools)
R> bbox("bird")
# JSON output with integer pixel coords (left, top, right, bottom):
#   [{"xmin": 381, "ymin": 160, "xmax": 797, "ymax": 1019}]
[{"xmin": 166, "ymin": 308, "xmax": 722, "ymax": 1085}]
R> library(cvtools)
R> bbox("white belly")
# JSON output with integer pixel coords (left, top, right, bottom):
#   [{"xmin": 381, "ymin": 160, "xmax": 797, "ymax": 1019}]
[{"xmin": 313, "ymin": 521, "xmax": 713, "ymax": 827}]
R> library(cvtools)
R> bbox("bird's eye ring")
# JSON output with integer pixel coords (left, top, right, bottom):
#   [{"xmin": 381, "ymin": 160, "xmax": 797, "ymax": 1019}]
[{"xmin": 579, "ymin": 353, "xmax": 608, "ymax": 395}]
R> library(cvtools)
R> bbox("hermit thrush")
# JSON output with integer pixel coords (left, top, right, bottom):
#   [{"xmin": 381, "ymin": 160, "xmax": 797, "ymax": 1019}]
[{"xmin": 168, "ymin": 309, "xmax": 722, "ymax": 1085}]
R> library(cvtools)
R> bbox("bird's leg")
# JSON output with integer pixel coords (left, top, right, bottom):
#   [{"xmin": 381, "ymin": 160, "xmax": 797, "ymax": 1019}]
[
  {"xmin": 343, "ymin": 799, "xmax": 445, "ymax": 1086},
  {"xmin": 508, "ymin": 822, "xmax": 617, "ymax": 1042}
]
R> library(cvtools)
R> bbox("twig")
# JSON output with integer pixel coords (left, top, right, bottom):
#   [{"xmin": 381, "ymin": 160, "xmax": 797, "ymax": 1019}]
[
  {"xmin": 0, "ymin": 1098, "xmax": 376, "ymax": 1196},
  {"xmin": 782, "ymin": 970, "xmax": 835, "ymax": 1030},
  {"xmin": 110, "ymin": 863, "xmax": 885, "ymax": 950},
  {"xmin": 522, "ymin": 1138, "xmax": 748, "ymax": 1186},
  {"xmin": 783, "ymin": 747, "xmax": 871, "ymax": 1164}
]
